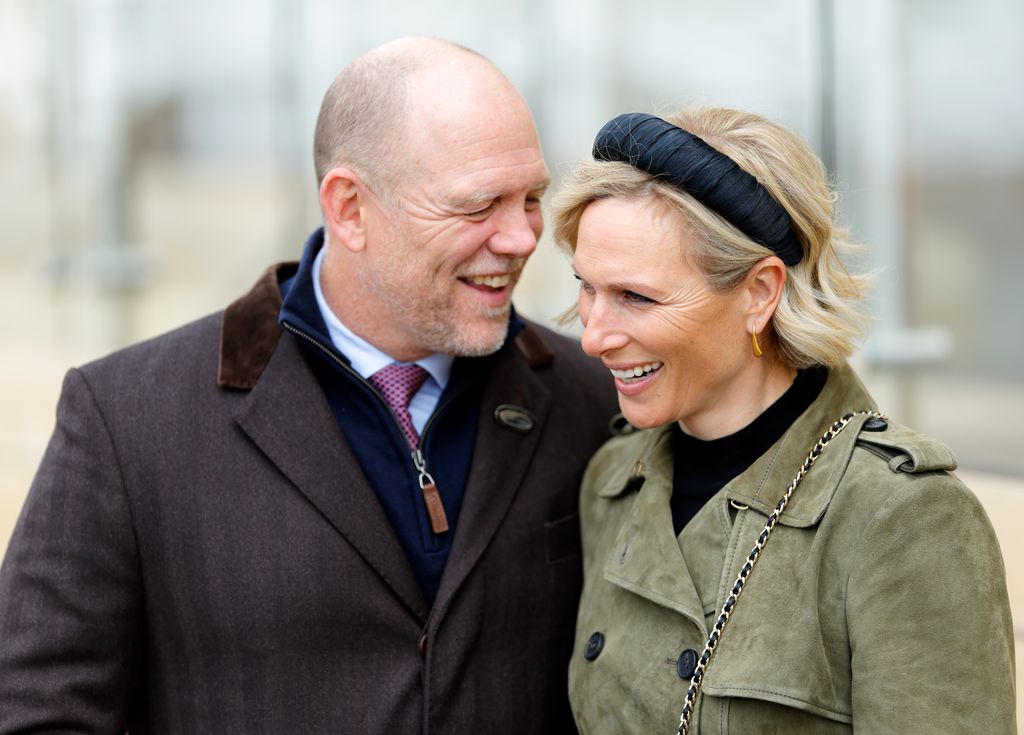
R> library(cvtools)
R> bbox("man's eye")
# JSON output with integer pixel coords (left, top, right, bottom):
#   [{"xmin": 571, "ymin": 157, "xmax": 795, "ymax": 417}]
[
  {"xmin": 525, "ymin": 197, "xmax": 542, "ymax": 210},
  {"xmin": 467, "ymin": 202, "xmax": 496, "ymax": 217}
]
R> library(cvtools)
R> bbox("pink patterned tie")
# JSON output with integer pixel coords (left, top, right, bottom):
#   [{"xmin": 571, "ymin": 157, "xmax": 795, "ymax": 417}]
[{"xmin": 369, "ymin": 363, "xmax": 430, "ymax": 449}]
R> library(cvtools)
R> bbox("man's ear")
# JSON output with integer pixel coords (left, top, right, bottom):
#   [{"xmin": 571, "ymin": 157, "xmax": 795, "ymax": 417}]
[
  {"xmin": 745, "ymin": 255, "xmax": 787, "ymax": 333},
  {"xmin": 320, "ymin": 167, "xmax": 368, "ymax": 253}
]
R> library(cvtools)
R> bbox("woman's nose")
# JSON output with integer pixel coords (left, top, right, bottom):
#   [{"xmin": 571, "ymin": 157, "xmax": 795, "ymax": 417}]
[{"xmin": 579, "ymin": 299, "xmax": 627, "ymax": 358}]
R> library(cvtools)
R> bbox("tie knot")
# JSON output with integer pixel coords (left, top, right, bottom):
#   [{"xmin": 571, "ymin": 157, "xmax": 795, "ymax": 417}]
[{"xmin": 369, "ymin": 363, "xmax": 430, "ymax": 413}]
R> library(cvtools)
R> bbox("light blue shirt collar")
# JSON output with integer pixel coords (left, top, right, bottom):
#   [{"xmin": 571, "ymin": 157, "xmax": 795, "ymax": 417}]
[{"xmin": 312, "ymin": 245, "xmax": 453, "ymax": 433}]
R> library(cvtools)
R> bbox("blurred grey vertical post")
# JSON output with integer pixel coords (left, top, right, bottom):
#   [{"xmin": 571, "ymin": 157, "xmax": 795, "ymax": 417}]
[
  {"xmin": 510, "ymin": 0, "xmax": 613, "ymax": 329},
  {"xmin": 42, "ymin": 0, "xmax": 74, "ymax": 287},
  {"xmin": 841, "ymin": 0, "xmax": 951, "ymax": 423},
  {"xmin": 817, "ymin": 0, "xmax": 836, "ymax": 177},
  {"xmin": 43, "ymin": 0, "xmax": 145, "ymax": 348},
  {"xmin": 519, "ymin": 0, "xmax": 551, "ymax": 140},
  {"xmin": 862, "ymin": 0, "xmax": 908, "ymax": 345},
  {"xmin": 94, "ymin": 0, "xmax": 143, "ymax": 343},
  {"xmin": 271, "ymin": 0, "xmax": 308, "ymax": 258},
  {"xmin": 859, "ymin": 0, "xmax": 912, "ymax": 422}
]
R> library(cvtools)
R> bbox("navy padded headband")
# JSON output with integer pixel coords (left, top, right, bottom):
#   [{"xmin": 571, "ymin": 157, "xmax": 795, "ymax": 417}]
[{"xmin": 592, "ymin": 112, "xmax": 803, "ymax": 265}]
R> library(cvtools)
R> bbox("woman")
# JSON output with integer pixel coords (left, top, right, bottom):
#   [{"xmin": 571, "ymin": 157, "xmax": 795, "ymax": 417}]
[{"xmin": 554, "ymin": 109, "xmax": 1016, "ymax": 734}]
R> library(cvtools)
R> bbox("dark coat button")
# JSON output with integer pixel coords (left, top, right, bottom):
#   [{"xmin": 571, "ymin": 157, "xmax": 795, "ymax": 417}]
[
  {"xmin": 418, "ymin": 633, "xmax": 428, "ymax": 657},
  {"xmin": 676, "ymin": 648, "xmax": 698, "ymax": 679},
  {"xmin": 583, "ymin": 632, "xmax": 605, "ymax": 661},
  {"xmin": 863, "ymin": 416, "xmax": 888, "ymax": 432}
]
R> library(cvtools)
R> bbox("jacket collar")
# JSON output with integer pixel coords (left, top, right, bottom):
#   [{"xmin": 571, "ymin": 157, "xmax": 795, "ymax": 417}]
[
  {"xmin": 599, "ymin": 363, "xmax": 880, "ymax": 528},
  {"xmin": 218, "ymin": 228, "xmax": 333, "ymax": 391},
  {"xmin": 723, "ymin": 363, "xmax": 877, "ymax": 527},
  {"xmin": 218, "ymin": 261, "xmax": 294, "ymax": 390},
  {"xmin": 594, "ymin": 364, "xmax": 880, "ymax": 630},
  {"xmin": 277, "ymin": 228, "xmax": 334, "ymax": 351}
]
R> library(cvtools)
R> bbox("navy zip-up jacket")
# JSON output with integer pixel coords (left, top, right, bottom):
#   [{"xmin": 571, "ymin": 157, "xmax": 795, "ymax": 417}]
[{"xmin": 278, "ymin": 229, "xmax": 522, "ymax": 605}]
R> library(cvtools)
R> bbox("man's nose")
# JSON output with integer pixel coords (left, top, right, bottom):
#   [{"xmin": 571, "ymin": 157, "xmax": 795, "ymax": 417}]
[{"xmin": 488, "ymin": 207, "xmax": 539, "ymax": 258}]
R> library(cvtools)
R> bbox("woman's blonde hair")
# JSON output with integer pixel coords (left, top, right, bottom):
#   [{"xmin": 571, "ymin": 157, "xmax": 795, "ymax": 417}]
[{"xmin": 552, "ymin": 107, "xmax": 870, "ymax": 369}]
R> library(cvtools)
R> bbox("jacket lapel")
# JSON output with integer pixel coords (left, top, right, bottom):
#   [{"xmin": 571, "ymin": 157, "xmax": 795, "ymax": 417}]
[
  {"xmin": 601, "ymin": 426, "xmax": 709, "ymax": 633},
  {"xmin": 724, "ymin": 363, "xmax": 879, "ymax": 528},
  {"xmin": 431, "ymin": 332, "xmax": 552, "ymax": 614},
  {"xmin": 232, "ymin": 318, "xmax": 429, "ymax": 621}
]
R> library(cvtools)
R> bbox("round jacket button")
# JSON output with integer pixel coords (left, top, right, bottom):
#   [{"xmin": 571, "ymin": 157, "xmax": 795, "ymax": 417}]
[
  {"xmin": 418, "ymin": 633, "xmax": 428, "ymax": 657},
  {"xmin": 583, "ymin": 632, "xmax": 605, "ymax": 661},
  {"xmin": 676, "ymin": 648, "xmax": 698, "ymax": 679},
  {"xmin": 493, "ymin": 404, "xmax": 535, "ymax": 433},
  {"xmin": 863, "ymin": 416, "xmax": 888, "ymax": 432}
]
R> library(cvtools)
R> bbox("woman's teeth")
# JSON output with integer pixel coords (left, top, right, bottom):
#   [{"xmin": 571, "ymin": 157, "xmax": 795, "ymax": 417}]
[
  {"xmin": 466, "ymin": 274, "xmax": 513, "ymax": 288},
  {"xmin": 609, "ymin": 362, "xmax": 663, "ymax": 381}
]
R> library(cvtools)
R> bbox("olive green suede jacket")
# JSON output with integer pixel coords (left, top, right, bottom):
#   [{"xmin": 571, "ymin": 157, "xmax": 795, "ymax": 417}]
[{"xmin": 569, "ymin": 363, "xmax": 1016, "ymax": 734}]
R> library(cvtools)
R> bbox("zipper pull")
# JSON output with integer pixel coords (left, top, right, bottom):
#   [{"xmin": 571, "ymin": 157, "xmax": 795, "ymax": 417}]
[{"xmin": 412, "ymin": 449, "xmax": 449, "ymax": 534}]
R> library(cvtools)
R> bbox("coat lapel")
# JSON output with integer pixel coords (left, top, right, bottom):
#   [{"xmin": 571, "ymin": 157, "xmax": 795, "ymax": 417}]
[
  {"xmin": 601, "ymin": 427, "xmax": 709, "ymax": 633},
  {"xmin": 724, "ymin": 363, "xmax": 879, "ymax": 528},
  {"xmin": 233, "ymin": 331, "xmax": 429, "ymax": 621},
  {"xmin": 431, "ymin": 335, "xmax": 552, "ymax": 614}
]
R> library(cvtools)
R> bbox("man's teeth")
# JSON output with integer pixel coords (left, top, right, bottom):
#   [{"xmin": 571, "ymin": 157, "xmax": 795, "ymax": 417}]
[
  {"xmin": 467, "ymin": 274, "xmax": 513, "ymax": 288},
  {"xmin": 609, "ymin": 362, "xmax": 663, "ymax": 380}
]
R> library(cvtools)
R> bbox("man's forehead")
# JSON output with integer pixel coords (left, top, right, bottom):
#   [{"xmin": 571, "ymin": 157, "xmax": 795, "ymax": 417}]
[
  {"xmin": 453, "ymin": 146, "xmax": 549, "ymax": 183},
  {"xmin": 403, "ymin": 61, "xmax": 536, "ymax": 143},
  {"xmin": 394, "ymin": 64, "xmax": 548, "ymax": 199},
  {"xmin": 401, "ymin": 119, "xmax": 548, "ymax": 191}
]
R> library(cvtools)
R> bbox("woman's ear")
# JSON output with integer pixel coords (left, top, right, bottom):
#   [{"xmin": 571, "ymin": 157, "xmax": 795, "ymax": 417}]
[
  {"xmin": 745, "ymin": 255, "xmax": 787, "ymax": 333},
  {"xmin": 319, "ymin": 167, "xmax": 368, "ymax": 253}
]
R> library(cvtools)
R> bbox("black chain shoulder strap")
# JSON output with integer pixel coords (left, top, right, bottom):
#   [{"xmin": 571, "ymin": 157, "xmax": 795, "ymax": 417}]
[{"xmin": 676, "ymin": 410, "xmax": 884, "ymax": 735}]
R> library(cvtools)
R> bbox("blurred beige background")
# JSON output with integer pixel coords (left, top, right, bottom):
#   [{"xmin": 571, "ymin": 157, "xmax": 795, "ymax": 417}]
[{"xmin": 1, "ymin": 0, "xmax": 1021, "ymax": 725}]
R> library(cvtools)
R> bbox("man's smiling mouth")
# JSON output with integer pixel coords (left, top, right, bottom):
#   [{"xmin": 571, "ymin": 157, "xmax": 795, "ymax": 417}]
[{"xmin": 463, "ymin": 273, "xmax": 514, "ymax": 289}]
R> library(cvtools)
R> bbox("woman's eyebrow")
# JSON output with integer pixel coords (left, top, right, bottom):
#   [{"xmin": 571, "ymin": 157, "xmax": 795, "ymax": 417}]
[{"xmin": 570, "ymin": 269, "xmax": 664, "ymax": 297}]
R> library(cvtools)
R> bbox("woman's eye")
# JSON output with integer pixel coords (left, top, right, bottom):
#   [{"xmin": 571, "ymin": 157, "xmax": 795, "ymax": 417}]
[
  {"xmin": 573, "ymin": 275, "xmax": 594, "ymax": 294},
  {"xmin": 623, "ymin": 290, "xmax": 654, "ymax": 305}
]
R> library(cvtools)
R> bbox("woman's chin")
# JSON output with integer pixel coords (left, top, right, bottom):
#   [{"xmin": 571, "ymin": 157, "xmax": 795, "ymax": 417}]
[{"xmin": 617, "ymin": 405, "xmax": 671, "ymax": 432}]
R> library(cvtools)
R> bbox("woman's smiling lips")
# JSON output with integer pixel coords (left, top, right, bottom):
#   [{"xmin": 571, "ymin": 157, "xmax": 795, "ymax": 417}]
[{"xmin": 605, "ymin": 361, "xmax": 663, "ymax": 394}]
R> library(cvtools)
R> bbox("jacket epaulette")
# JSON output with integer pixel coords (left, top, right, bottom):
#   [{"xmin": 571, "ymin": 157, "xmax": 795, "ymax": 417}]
[{"xmin": 855, "ymin": 418, "xmax": 958, "ymax": 474}]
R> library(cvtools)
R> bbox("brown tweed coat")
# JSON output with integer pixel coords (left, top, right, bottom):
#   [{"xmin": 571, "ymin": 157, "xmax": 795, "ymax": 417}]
[{"xmin": 0, "ymin": 263, "xmax": 618, "ymax": 734}]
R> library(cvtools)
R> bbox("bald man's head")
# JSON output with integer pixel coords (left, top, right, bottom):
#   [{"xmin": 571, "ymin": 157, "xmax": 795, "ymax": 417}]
[
  {"xmin": 313, "ymin": 37, "xmax": 547, "ymax": 360},
  {"xmin": 313, "ymin": 37, "xmax": 513, "ymax": 198}
]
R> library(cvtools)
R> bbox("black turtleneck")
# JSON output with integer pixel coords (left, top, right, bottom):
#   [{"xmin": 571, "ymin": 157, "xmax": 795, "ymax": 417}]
[{"xmin": 670, "ymin": 366, "xmax": 828, "ymax": 534}]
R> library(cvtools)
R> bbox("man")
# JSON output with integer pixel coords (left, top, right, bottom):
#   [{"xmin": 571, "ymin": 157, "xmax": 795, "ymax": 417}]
[{"xmin": 0, "ymin": 38, "xmax": 617, "ymax": 733}]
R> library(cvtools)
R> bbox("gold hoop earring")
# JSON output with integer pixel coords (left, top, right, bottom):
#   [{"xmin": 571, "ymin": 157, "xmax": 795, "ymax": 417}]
[{"xmin": 751, "ymin": 330, "xmax": 763, "ymax": 358}]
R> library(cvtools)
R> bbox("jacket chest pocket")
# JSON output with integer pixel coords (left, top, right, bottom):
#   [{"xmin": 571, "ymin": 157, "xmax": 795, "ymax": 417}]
[
  {"xmin": 698, "ymin": 518, "xmax": 855, "ymax": 731},
  {"xmin": 704, "ymin": 696, "xmax": 851, "ymax": 735}
]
